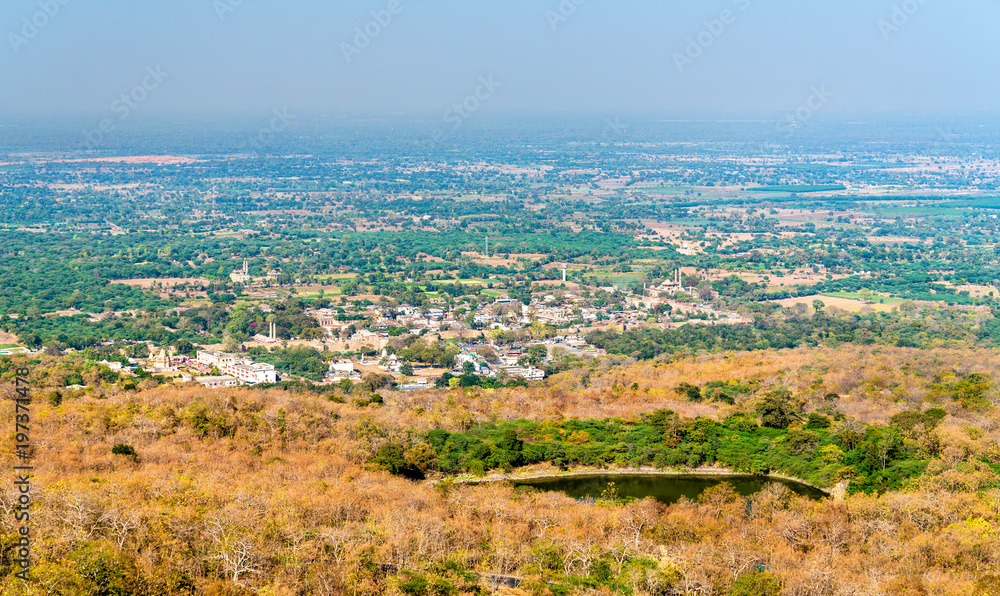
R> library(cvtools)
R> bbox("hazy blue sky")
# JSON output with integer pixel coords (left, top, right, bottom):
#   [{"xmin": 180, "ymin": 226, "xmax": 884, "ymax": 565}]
[{"xmin": 2, "ymin": 0, "xmax": 999, "ymax": 118}]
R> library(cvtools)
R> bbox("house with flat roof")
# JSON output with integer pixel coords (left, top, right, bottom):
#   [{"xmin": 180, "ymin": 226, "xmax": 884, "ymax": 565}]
[{"xmin": 229, "ymin": 362, "xmax": 277, "ymax": 385}]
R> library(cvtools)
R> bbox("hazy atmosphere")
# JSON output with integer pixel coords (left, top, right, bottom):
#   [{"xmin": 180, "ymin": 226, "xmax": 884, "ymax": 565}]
[{"xmin": 3, "ymin": 0, "xmax": 1000, "ymax": 117}]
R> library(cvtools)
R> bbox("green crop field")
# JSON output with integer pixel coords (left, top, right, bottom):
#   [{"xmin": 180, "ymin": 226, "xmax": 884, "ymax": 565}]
[
  {"xmin": 747, "ymin": 184, "xmax": 847, "ymax": 193},
  {"xmin": 821, "ymin": 292, "xmax": 906, "ymax": 304}
]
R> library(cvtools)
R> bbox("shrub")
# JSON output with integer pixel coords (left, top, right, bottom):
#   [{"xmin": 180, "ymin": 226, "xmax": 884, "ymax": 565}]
[
  {"xmin": 430, "ymin": 578, "xmax": 457, "ymax": 596},
  {"xmin": 70, "ymin": 545, "xmax": 147, "ymax": 596},
  {"xmin": 373, "ymin": 442, "xmax": 424, "ymax": 479},
  {"xmin": 730, "ymin": 572, "xmax": 782, "ymax": 596},
  {"xmin": 203, "ymin": 581, "xmax": 256, "ymax": 596},
  {"xmin": 925, "ymin": 408, "xmax": 947, "ymax": 423},
  {"xmin": 399, "ymin": 571, "xmax": 429, "ymax": 595},
  {"xmin": 547, "ymin": 443, "xmax": 569, "ymax": 470},
  {"xmin": 48, "ymin": 391, "xmax": 63, "ymax": 407},
  {"xmin": 756, "ymin": 390, "xmax": 802, "ymax": 429},
  {"xmin": 676, "ymin": 382, "xmax": 702, "ymax": 401},
  {"xmin": 111, "ymin": 444, "xmax": 137, "ymax": 461},
  {"xmin": 726, "ymin": 415, "xmax": 759, "ymax": 433},
  {"xmin": 782, "ymin": 429, "xmax": 820, "ymax": 455},
  {"xmin": 805, "ymin": 413, "xmax": 831, "ymax": 430},
  {"xmin": 954, "ymin": 372, "xmax": 991, "ymax": 409}
]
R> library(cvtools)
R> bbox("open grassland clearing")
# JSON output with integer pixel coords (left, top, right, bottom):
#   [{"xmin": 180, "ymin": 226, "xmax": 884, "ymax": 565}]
[
  {"xmin": 774, "ymin": 294, "xmax": 898, "ymax": 313},
  {"xmin": 949, "ymin": 283, "xmax": 1000, "ymax": 298},
  {"xmin": 733, "ymin": 271, "xmax": 840, "ymax": 288},
  {"xmin": 119, "ymin": 277, "xmax": 215, "ymax": 289}
]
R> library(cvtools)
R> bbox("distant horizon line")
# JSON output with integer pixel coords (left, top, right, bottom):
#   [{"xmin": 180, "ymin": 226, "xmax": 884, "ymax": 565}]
[{"xmin": 1, "ymin": 109, "xmax": 999, "ymax": 123}]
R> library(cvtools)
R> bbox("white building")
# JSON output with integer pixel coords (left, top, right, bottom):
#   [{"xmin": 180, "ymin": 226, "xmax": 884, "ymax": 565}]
[
  {"xmin": 378, "ymin": 354, "xmax": 401, "ymax": 373},
  {"xmin": 228, "ymin": 362, "xmax": 277, "ymax": 384},
  {"xmin": 311, "ymin": 308, "xmax": 340, "ymax": 327},
  {"xmin": 502, "ymin": 366, "xmax": 546, "ymax": 381},
  {"xmin": 196, "ymin": 375, "xmax": 239, "ymax": 388},
  {"xmin": 328, "ymin": 370, "xmax": 362, "ymax": 383},
  {"xmin": 455, "ymin": 353, "xmax": 482, "ymax": 372},
  {"xmin": 197, "ymin": 350, "xmax": 239, "ymax": 369},
  {"xmin": 330, "ymin": 361, "xmax": 355, "ymax": 374},
  {"xmin": 197, "ymin": 350, "xmax": 277, "ymax": 385},
  {"xmin": 230, "ymin": 259, "xmax": 252, "ymax": 283}
]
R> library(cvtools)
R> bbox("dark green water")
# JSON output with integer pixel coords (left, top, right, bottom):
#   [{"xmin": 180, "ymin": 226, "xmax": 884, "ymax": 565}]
[{"xmin": 512, "ymin": 474, "xmax": 827, "ymax": 505}]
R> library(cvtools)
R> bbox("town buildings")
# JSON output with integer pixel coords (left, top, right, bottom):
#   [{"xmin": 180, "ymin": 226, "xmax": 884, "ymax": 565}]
[{"xmin": 195, "ymin": 350, "xmax": 277, "ymax": 385}]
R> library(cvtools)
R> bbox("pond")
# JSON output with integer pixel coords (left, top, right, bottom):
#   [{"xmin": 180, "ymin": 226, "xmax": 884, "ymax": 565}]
[{"xmin": 511, "ymin": 474, "xmax": 828, "ymax": 505}]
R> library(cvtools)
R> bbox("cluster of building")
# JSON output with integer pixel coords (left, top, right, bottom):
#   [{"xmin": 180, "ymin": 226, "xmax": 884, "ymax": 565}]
[
  {"xmin": 452, "ymin": 347, "xmax": 548, "ymax": 381},
  {"xmin": 305, "ymin": 275, "xmax": 748, "ymax": 348},
  {"xmin": 185, "ymin": 350, "xmax": 278, "ymax": 387},
  {"xmin": 229, "ymin": 259, "xmax": 282, "ymax": 285},
  {"xmin": 639, "ymin": 270, "xmax": 752, "ymax": 326},
  {"xmin": 327, "ymin": 360, "xmax": 362, "ymax": 383}
]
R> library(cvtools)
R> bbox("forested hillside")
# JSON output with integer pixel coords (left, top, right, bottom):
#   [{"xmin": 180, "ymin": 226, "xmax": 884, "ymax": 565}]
[{"xmin": 4, "ymin": 345, "xmax": 1000, "ymax": 595}]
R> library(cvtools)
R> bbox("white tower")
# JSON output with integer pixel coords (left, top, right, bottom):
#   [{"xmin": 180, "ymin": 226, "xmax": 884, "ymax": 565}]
[{"xmin": 562, "ymin": 265, "xmax": 567, "ymax": 283}]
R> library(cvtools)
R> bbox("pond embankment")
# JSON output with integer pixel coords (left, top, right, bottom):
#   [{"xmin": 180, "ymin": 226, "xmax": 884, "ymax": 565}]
[{"xmin": 435, "ymin": 466, "xmax": 846, "ymax": 500}]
